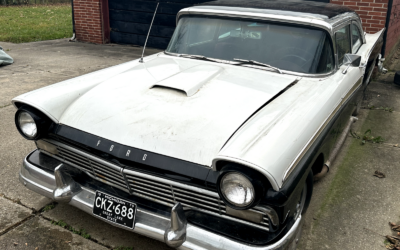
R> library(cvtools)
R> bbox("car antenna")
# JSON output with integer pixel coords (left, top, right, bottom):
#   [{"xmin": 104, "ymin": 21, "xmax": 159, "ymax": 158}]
[{"xmin": 139, "ymin": 2, "xmax": 159, "ymax": 63}]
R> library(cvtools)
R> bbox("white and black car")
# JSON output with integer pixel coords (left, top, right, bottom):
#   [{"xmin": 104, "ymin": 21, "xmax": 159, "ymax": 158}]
[{"xmin": 14, "ymin": 1, "xmax": 387, "ymax": 249}]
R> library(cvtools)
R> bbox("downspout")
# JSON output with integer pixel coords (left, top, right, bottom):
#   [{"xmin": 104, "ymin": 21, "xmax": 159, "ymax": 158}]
[
  {"xmin": 314, "ymin": 116, "xmax": 358, "ymax": 180},
  {"xmin": 381, "ymin": 0, "xmax": 393, "ymax": 57},
  {"xmin": 69, "ymin": 0, "xmax": 76, "ymax": 41}
]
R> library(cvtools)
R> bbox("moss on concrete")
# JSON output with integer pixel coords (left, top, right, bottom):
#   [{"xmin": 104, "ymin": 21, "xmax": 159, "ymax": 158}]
[
  {"xmin": 315, "ymin": 138, "xmax": 364, "ymax": 226},
  {"xmin": 313, "ymin": 104, "xmax": 389, "ymax": 232}
]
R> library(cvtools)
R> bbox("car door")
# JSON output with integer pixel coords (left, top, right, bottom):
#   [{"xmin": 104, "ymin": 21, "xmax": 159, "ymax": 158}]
[
  {"xmin": 334, "ymin": 22, "xmax": 364, "ymax": 121},
  {"xmin": 320, "ymin": 19, "xmax": 385, "ymax": 169}
]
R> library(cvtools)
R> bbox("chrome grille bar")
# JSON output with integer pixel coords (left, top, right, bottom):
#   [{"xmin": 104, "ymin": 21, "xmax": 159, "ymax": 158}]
[{"xmin": 40, "ymin": 139, "xmax": 270, "ymax": 231}]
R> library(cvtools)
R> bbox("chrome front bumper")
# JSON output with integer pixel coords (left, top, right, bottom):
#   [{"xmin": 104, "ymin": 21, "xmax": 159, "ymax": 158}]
[{"xmin": 20, "ymin": 154, "xmax": 303, "ymax": 250}]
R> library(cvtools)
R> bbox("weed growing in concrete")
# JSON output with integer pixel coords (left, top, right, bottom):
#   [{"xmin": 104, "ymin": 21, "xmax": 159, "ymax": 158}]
[
  {"xmin": 350, "ymin": 129, "xmax": 384, "ymax": 145},
  {"xmin": 52, "ymin": 220, "xmax": 67, "ymax": 227},
  {"xmin": 362, "ymin": 129, "xmax": 384, "ymax": 144},
  {"xmin": 367, "ymin": 104, "xmax": 394, "ymax": 112},
  {"xmin": 51, "ymin": 220, "xmax": 91, "ymax": 239},
  {"xmin": 42, "ymin": 203, "xmax": 55, "ymax": 212}
]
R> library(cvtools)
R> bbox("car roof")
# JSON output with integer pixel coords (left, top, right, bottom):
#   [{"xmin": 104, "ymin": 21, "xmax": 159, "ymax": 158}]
[{"xmin": 195, "ymin": 0, "xmax": 356, "ymax": 19}]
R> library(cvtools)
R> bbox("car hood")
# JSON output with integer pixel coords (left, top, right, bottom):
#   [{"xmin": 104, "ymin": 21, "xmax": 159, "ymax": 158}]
[{"xmin": 22, "ymin": 54, "xmax": 299, "ymax": 166}]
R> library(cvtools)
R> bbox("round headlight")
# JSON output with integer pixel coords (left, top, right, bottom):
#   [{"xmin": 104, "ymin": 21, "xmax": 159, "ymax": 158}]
[
  {"xmin": 18, "ymin": 111, "xmax": 37, "ymax": 138},
  {"xmin": 220, "ymin": 172, "xmax": 255, "ymax": 207}
]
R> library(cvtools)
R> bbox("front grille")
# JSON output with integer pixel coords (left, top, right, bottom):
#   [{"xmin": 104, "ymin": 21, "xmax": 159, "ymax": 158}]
[
  {"xmin": 56, "ymin": 144, "xmax": 129, "ymax": 192},
  {"xmin": 124, "ymin": 169, "xmax": 225, "ymax": 214},
  {"xmin": 40, "ymin": 139, "xmax": 270, "ymax": 231}
]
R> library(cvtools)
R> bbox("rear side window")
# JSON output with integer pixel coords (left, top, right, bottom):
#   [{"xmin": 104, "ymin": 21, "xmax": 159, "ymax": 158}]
[
  {"xmin": 351, "ymin": 23, "xmax": 362, "ymax": 53},
  {"xmin": 335, "ymin": 26, "xmax": 351, "ymax": 66}
]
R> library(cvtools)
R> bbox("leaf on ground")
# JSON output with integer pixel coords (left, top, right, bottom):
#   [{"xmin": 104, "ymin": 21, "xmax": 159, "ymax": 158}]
[
  {"xmin": 387, "ymin": 235, "xmax": 399, "ymax": 245},
  {"xmin": 374, "ymin": 171, "xmax": 386, "ymax": 178},
  {"xmin": 390, "ymin": 222, "xmax": 400, "ymax": 232}
]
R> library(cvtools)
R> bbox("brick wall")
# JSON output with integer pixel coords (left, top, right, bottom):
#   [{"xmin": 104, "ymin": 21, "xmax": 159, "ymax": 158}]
[
  {"xmin": 385, "ymin": 0, "xmax": 400, "ymax": 55},
  {"xmin": 73, "ymin": 0, "xmax": 104, "ymax": 44},
  {"xmin": 331, "ymin": 0, "xmax": 388, "ymax": 33}
]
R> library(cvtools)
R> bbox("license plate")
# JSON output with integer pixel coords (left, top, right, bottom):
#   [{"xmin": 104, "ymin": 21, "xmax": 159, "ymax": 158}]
[{"xmin": 93, "ymin": 191, "xmax": 136, "ymax": 229}]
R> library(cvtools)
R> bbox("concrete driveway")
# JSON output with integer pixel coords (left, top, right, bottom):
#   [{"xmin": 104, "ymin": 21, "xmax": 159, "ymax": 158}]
[{"xmin": 1, "ymin": 39, "xmax": 400, "ymax": 250}]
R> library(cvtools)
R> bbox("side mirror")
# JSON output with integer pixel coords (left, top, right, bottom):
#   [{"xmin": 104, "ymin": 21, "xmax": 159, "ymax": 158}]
[{"xmin": 342, "ymin": 54, "xmax": 362, "ymax": 74}]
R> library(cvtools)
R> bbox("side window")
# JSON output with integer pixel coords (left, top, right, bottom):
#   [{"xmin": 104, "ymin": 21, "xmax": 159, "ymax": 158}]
[
  {"xmin": 335, "ymin": 25, "xmax": 351, "ymax": 66},
  {"xmin": 351, "ymin": 23, "xmax": 362, "ymax": 53}
]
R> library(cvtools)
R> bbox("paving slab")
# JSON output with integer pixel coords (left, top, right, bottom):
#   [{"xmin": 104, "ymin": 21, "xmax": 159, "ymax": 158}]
[
  {"xmin": 0, "ymin": 217, "xmax": 108, "ymax": 250},
  {"xmin": 0, "ymin": 197, "xmax": 32, "ymax": 234},
  {"xmin": 43, "ymin": 203, "xmax": 172, "ymax": 250},
  {"xmin": 363, "ymin": 79, "xmax": 400, "ymax": 111},
  {"xmin": 354, "ymin": 109, "xmax": 400, "ymax": 144}
]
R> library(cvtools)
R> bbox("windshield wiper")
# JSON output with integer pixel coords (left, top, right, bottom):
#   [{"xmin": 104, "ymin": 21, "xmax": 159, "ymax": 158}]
[
  {"xmin": 233, "ymin": 58, "xmax": 283, "ymax": 74},
  {"xmin": 178, "ymin": 54, "xmax": 229, "ymax": 64}
]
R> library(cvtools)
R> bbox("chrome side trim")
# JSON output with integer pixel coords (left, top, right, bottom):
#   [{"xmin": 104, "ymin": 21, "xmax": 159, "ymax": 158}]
[{"xmin": 19, "ymin": 155, "xmax": 302, "ymax": 250}]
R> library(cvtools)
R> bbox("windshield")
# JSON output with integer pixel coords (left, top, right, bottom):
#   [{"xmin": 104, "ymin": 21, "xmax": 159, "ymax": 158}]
[{"xmin": 166, "ymin": 17, "xmax": 334, "ymax": 74}]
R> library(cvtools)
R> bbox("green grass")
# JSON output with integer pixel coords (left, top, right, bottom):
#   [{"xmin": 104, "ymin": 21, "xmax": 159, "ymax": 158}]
[
  {"xmin": 0, "ymin": 4, "xmax": 72, "ymax": 43},
  {"xmin": 42, "ymin": 203, "xmax": 55, "ymax": 212},
  {"xmin": 51, "ymin": 220, "xmax": 91, "ymax": 239}
]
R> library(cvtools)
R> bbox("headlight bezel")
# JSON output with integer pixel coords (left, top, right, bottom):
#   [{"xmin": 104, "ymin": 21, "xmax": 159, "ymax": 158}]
[
  {"xmin": 15, "ymin": 105, "xmax": 51, "ymax": 140},
  {"xmin": 217, "ymin": 164, "xmax": 267, "ymax": 210}
]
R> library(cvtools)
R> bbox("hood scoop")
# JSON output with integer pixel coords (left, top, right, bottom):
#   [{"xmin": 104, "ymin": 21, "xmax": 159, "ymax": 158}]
[{"xmin": 150, "ymin": 64, "xmax": 223, "ymax": 97}]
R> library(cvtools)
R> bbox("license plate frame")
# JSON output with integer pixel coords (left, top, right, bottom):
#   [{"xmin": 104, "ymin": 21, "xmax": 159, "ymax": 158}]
[{"xmin": 92, "ymin": 191, "xmax": 137, "ymax": 229}]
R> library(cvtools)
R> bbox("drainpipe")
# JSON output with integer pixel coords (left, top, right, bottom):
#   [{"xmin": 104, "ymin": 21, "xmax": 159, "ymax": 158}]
[
  {"xmin": 314, "ymin": 116, "xmax": 358, "ymax": 181},
  {"xmin": 381, "ymin": 0, "xmax": 393, "ymax": 57},
  {"xmin": 69, "ymin": 0, "xmax": 76, "ymax": 41}
]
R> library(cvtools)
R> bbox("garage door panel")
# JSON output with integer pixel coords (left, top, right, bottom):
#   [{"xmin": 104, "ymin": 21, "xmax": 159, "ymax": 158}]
[
  {"xmin": 110, "ymin": 32, "xmax": 170, "ymax": 48},
  {"xmin": 109, "ymin": 0, "xmax": 191, "ymax": 15},
  {"xmin": 110, "ymin": 10, "xmax": 176, "ymax": 26},
  {"xmin": 108, "ymin": 0, "xmax": 210, "ymax": 48},
  {"xmin": 111, "ymin": 21, "xmax": 175, "ymax": 38}
]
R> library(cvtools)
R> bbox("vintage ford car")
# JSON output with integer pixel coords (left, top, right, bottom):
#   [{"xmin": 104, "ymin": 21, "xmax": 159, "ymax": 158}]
[{"xmin": 14, "ymin": 1, "xmax": 387, "ymax": 249}]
